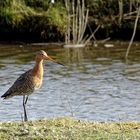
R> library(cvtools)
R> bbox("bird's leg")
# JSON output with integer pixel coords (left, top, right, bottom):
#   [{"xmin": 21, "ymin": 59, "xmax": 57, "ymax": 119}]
[
  {"xmin": 25, "ymin": 96, "xmax": 29, "ymax": 105},
  {"xmin": 23, "ymin": 95, "xmax": 28, "ymax": 122}
]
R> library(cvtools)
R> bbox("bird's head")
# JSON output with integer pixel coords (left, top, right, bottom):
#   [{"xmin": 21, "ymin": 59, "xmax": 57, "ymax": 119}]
[{"xmin": 36, "ymin": 50, "xmax": 64, "ymax": 66}]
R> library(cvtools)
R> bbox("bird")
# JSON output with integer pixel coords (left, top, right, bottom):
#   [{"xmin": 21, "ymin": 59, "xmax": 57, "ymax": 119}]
[{"xmin": 1, "ymin": 50, "xmax": 63, "ymax": 121}]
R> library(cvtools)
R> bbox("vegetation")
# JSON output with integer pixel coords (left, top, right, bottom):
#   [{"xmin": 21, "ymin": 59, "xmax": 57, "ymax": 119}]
[
  {"xmin": 0, "ymin": 0, "xmax": 140, "ymax": 42},
  {"xmin": 0, "ymin": 118, "xmax": 139, "ymax": 140},
  {"xmin": 86, "ymin": 0, "xmax": 140, "ymax": 40},
  {"xmin": 0, "ymin": 0, "xmax": 66, "ymax": 42}
]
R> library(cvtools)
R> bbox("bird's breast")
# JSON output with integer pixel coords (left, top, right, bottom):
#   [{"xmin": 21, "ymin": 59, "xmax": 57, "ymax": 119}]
[
  {"xmin": 31, "ymin": 61, "xmax": 44, "ymax": 90},
  {"xmin": 32, "ymin": 76, "xmax": 43, "ymax": 90}
]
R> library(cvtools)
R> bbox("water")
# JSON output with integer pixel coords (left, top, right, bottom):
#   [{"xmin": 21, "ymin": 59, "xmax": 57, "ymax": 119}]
[{"xmin": 0, "ymin": 42, "xmax": 140, "ymax": 121}]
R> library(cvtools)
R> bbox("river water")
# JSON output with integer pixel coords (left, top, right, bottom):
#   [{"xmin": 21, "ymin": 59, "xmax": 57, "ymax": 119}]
[{"xmin": 0, "ymin": 42, "xmax": 140, "ymax": 121}]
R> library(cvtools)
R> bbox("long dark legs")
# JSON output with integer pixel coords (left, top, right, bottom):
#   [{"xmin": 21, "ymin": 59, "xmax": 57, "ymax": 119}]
[{"xmin": 23, "ymin": 95, "xmax": 29, "ymax": 122}]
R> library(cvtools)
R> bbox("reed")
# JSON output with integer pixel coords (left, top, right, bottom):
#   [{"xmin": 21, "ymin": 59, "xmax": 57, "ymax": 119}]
[{"xmin": 64, "ymin": 0, "xmax": 93, "ymax": 47}]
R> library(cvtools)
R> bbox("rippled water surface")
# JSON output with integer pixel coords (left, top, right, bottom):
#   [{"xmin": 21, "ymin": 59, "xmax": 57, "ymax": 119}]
[{"xmin": 0, "ymin": 42, "xmax": 140, "ymax": 121}]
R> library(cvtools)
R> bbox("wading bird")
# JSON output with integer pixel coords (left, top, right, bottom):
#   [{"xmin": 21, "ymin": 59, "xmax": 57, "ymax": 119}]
[{"xmin": 1, "ymin": 50, "xmax": 63, "ymax": 121}]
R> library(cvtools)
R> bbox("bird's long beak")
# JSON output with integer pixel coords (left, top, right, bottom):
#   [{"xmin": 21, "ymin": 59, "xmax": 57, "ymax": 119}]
[{"xmin": 45, "ymin": 55, "xmax": 64, "ymax": 66}]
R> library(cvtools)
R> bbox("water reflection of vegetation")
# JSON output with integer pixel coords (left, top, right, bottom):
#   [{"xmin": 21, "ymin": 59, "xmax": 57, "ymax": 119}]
[
  {"xmin": 0, "ymin": 42, "xmax": 140, "ymax": 66},
  {"xmin": 64, "ymin": 44, "xmax": 140, "ymax": 64},
  {"xmin": 65, "ymin": 48, "xmax": 84, "ymax": 64}
]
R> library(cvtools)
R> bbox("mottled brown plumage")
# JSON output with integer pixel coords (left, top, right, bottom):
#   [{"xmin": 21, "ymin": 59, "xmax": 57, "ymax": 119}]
[
  {"xmin": 1, "ymin": 50, "xmax": 45, "ymax": 99},
  {"xmin": 1, "ymin": 50, "xmax": 63, "ymax": 121}
]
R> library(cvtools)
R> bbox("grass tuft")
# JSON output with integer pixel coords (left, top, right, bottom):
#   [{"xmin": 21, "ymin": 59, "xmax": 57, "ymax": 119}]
[{"xmin": 0, "ymin": 118, "xmax": 139, "ymax": 139}]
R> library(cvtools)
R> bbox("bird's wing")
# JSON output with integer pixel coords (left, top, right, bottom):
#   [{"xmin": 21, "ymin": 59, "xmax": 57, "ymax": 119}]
[{"xmin": 1, "ymin": 69, "xmax": 34, "ymax": 99}]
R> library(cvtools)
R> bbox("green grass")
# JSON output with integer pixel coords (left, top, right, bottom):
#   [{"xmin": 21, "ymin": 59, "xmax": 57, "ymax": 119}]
[
  {"xmin": 0, "ymin": 0, "xmax": 66, "ymax": 41},
  {"xmin": 0, "ymin": 118, "xmax": 139, "ymax": 140}
]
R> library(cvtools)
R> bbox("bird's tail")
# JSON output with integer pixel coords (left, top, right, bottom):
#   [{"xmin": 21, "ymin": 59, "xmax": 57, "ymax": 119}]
[{"xmin": 1, "ymin": 92, "xmax": 11, "ymax": 99}]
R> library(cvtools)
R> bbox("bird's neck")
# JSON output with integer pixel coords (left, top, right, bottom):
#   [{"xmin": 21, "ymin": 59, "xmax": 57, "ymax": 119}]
[{"xmin": 32, "ymin": 60, "xmax": 44, "ymax": 79}]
